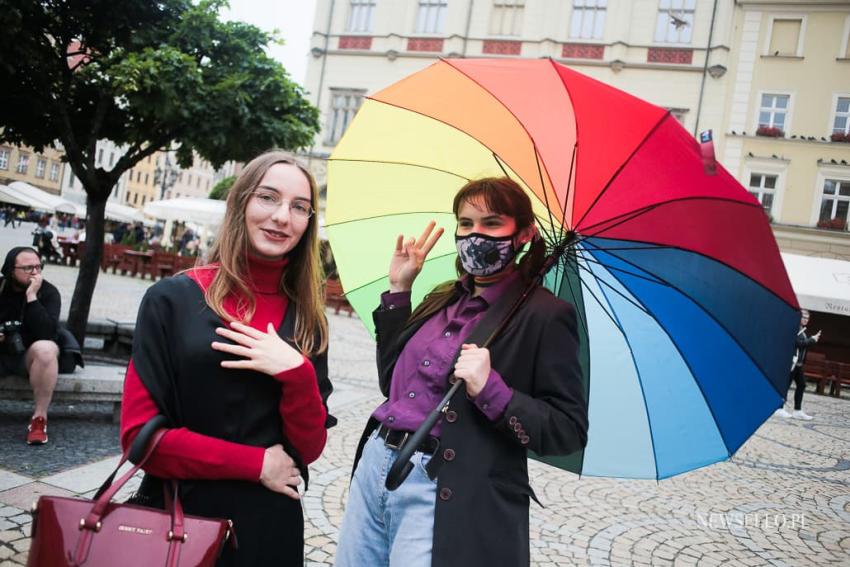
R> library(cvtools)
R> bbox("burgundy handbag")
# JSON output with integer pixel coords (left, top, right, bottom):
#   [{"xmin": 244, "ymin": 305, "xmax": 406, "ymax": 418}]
[{"xmin": 27, "ymin": 430, "xmax": 236, "ymax": 567}]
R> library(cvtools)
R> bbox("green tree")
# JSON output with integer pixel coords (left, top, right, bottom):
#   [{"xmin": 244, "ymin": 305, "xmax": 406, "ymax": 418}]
[
  {"xmin": 0, "ymin": 0, "xmax": 319, "ymax": 341},
  {"xmin": 209, "ymin": 175, "xmax": 236, "ymax": 200}
]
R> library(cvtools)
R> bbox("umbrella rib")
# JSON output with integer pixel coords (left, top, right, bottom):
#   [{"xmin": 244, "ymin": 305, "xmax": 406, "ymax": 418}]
[
  {"xmin": 573, "ymin": 249, "xmax": 666, "ymax": 287},
  {"xmin": 531, "ymin": 143, "xmax": 561, "ymax": 241},
  {"xmin": 439, "ymin": 58, "xmax": 562, "ymax": 218},
  {"xmin": 327, "ymin": 157, "xmax": 471, "ymax": 182},
  {"xmin": 533, "ymin": 213, "xmax": 559, "ymax": 245},
  {"xmin": 575, "ymin": 195, "xmax": 765, "ymax": 238},
  {"xmin": 336, "ymin": 251, "xmax": 458, "ymax": 297},
  {"xmin": 558, "ymin": 143, "xmax": 578, "ymax": 241},
  {"xmin": 572, "ymin": 112, "xmax": 672, "ymax": 230},
  {"xmin": 556, "ymin": 252, "xmax": 589, "ymax": 340},
  {"xmin": 584, "ymin": 230, "xmax": 798, "ymax": 311},
  {"xmin": 324, "ymin": 210, "xmax": 453, "ymax": 229},
  {"xmin": 583, "ymin": 256, "xmax": 661, "ymax": 480},
  {"xmin": 580, "ymin": 243, "xmax": 735, "ymax": 460},
  {"xmin": 576, "ymin": 268, "xmax": 628, "ymax": 342},
  {"xmin": 581, "ymin": 239, "xmax": 790, "ymax": 403},
  {"xmin": 573, "ymin": 254, "xmax": 651, "ymax": 315}
]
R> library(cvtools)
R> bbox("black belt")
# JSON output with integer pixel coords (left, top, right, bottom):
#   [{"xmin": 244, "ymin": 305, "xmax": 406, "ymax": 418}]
[{"xmin": 376, "ymin": 424, "xmax": 440, "ymax": 455}]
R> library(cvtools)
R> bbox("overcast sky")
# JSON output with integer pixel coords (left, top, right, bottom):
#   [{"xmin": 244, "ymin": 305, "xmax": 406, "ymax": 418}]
[{"xmin": 221, "ymin": 0, "xmax": 318, "ymax": 87}]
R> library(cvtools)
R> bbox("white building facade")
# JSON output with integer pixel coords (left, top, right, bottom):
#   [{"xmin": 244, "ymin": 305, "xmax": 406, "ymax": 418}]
[{"xmin": 304, "ymin": 0, "xmax": 737, "ymax": 186}]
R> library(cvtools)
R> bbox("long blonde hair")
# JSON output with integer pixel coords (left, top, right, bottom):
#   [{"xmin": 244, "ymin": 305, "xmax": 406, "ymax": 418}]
[{"xmin": 204, "ymin": 150, "xmax": 328, "ymax": 355}]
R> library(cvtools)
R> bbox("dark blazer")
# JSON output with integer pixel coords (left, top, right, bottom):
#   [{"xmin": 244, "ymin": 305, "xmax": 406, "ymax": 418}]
[{"xmin": 352, "ymin": 281, "xmax": 588, "ymax": 567}]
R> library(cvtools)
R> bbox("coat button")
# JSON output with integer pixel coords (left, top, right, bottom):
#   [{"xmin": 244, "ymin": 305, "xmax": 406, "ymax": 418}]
[
  {"xmin": 481, "ymin": 403, "xmax": 489, "ymax": 411},
  {"xmin": 520, "ymin": 435, "xmax": 530, "ymax": 445},
  {"xmin": 423, "ymin": 360, "xmax": 431, "ymax": 367},
  {"xmin": 444, "ymin": 331, "xmax": 451, "ymax": 337},
  {"xmin": 443, "ymin": 448, "xmax": 455, "ymax": 461},
  {"xmin": 513, "ymin": 423, "xmax": 522, "ymax": 432},
  {"xmin": 439, "ymin": 488, "xmax": 452, "ymax": 501},
  {"xmin": 388, "ymin": 416, "xmax": 395, "ymax": 423},
  {"xmin": 408, "ymin": 392, "xmax": 416, "ymax": 398},
  {"xmin": 445, "ymin": 410, "xmax": 458, "ymax": 423},
  {"xmin": 508, "ymin": 416, "xmax": 517, "ymax": 426}
]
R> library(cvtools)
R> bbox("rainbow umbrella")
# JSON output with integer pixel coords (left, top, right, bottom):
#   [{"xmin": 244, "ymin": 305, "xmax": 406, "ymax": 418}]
[{"xmin": 326, "ymin": 58, "xmax": 800, "ymax": 479}]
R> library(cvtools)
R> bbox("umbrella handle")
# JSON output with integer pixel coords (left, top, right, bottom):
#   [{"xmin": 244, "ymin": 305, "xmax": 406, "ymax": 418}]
[{"xmin": 385, "ymin": 380, "xmax": 463, "ymax": 491}]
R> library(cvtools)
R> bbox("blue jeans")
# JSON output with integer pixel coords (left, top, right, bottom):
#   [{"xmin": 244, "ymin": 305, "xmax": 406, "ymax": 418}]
[{"xmin": 335, "ymin": 430, "xmax": 437, "ymax": 567}]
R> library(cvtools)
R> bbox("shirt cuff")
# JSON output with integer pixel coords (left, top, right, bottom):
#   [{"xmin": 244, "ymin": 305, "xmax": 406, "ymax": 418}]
[
  {"xmin": 273, "ymin": 356, "xmax": 313, "ymax": 384},
  {"xmin": 472, "ymin": 369, "xmax": 513, "ymax": 421},
  {"xmin": 380, "ymin": 291, "xmax": 411, "ymax": 310}
]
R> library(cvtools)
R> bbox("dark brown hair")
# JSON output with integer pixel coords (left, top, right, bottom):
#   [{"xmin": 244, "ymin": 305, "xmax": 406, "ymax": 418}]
[{"xmin": 407, "ymin": 177, "xmax": 545, "ymax": 326}]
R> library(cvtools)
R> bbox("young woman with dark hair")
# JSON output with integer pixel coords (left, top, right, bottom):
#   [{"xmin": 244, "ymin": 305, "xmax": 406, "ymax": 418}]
[
  {"xmin": 335, "ymin": 177, "xmax": 588, "ymax": 567},
  {"xmin": 120, "ymin": 151, "xmax": 334, "ymax": 565}
]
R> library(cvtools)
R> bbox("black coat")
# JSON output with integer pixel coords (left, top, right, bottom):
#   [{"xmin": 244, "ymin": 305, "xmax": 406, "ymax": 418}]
[
  {"xmin": 352, "ymin": 281, "xmax": 588, "ymax": 567},
  {"xmin": 130, "ymin": 275, "xmax": 334, "ymax": 566}
]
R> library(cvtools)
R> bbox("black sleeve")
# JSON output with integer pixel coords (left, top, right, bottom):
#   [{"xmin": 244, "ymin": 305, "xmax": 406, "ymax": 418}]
[
  {"xmin": 496, "ymin": 302, "xmax": 589, "ymax": 456},
  {"xmin": 24, "ymin": 284, "xmax": 61, "ymax": 341},
  {"xmin": 311, "ymin": 340, "xmax": 337, "ymax": 428},
  {"xmin": 795, "ymin": 332, "xmax": 817, "ymax": 347},
  {"xmin": 372, "ymin": 303, "xmax": 412, "ymax": 397}
]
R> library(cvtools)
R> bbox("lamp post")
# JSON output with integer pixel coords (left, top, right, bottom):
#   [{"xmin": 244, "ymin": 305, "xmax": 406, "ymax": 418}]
[
  {"xmin": 154, "ymin": 154, "xmax": 180, "ymax": 248},
  {"xmin": 154, "ymin": 154, "xmax": 179, "ymax": 200}
]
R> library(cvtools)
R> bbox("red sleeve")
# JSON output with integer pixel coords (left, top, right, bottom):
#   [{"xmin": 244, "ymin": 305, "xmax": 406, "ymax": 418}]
[
  {"xmin": 120, "ymin": 360, "xmax": 265, "ymax": 481},
  {"xmin": 273, "ymin": 357, "xmax": 328, "ymax": 465}
]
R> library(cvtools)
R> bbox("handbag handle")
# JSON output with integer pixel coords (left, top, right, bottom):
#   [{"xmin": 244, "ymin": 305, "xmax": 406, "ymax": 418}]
[
  {"xmin": 71, "ymin": 428, "xmax": 173, "ymax": 566},
  {"xmin": 81, "ymin": 428, "xmax": 170, "ymax": 531}
]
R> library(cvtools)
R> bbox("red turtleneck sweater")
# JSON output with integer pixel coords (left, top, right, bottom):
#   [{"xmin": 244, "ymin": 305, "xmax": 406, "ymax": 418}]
[{"xmin": 120, "ymin": 255, "xmax": 327, "ymax": 481}]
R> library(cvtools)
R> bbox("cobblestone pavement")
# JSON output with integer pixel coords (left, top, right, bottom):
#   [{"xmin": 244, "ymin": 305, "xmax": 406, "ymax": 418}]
[{"xmin": 0, "ymin": 224, "xmax": 848, "ymax": 565}]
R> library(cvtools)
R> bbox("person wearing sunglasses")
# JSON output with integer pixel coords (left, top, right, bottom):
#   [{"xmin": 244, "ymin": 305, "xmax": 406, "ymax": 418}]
[{"xmin": 0, "ymin": 247, "xmax": 61, "ymax": 445}]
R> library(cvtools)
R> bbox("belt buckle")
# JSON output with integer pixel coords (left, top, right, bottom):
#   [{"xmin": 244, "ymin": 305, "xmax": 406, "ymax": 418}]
[{"xmin": 385, "ymin": 431, "xmax": 409, "ymax": 451}]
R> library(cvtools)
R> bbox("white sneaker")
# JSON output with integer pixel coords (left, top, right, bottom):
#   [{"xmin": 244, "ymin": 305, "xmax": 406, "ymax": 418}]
[
  {"xmin": 791, "ymin": 410, "xmax": 813, "ymax": 421},
  {"xmin": 773, "ymin": 408, "xmax": 792, "ymax": 418}
]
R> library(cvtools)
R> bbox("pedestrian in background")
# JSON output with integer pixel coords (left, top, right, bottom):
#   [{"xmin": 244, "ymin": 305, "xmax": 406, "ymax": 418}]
[{"xmin": 775, "ymin": 309, "xmax": 821, "ymax": 420}]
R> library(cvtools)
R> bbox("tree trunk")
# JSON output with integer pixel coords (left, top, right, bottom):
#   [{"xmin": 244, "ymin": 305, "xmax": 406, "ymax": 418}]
[{"xmin": 67, "ymin": 195, "xmax": 107, "ymax": 344}]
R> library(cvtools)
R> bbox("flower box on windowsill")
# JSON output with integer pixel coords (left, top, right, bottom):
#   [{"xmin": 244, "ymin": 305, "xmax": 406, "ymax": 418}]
[
  {"xmin": 756, "ymin": 126, "xmax": 784, "ymax": 138},
  {"xmin": 816, "ymin": 218, "xmax": 847, "ymax": 231},
  {"xmin": 830, "ymin": 132, "xmax": 850, "ymax": 143}
]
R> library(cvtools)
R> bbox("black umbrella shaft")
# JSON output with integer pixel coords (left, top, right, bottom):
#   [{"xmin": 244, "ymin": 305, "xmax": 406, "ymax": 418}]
[{"xmin": 384, "ymin": 379, "xmax": 463, "ymax": 491}]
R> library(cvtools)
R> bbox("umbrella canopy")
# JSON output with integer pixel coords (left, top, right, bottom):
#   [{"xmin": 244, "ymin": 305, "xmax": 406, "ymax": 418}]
[
  {"xmin": 0, "ymin": 184, "xmax": 38, "ymax": 209},
  {"xmin": 73, "ymin": 201, "xmax": 146, "ymax": 224},
  {"xmin": 7, "ymin": 181, "xmax": 78, "ymax": 214},
  {"xmin": 143, "ymin": 197, "xmax": 226, "ymax": 226},
  {"xmin": 326, "ymin": 59, "xmax": 801, "ymax": 480}
]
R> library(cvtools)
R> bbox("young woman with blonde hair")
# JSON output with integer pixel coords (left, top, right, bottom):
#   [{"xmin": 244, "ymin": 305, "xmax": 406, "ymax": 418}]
[{"xmin": 121, "ymin": 150, "xmax": 335, "ymax": 565}]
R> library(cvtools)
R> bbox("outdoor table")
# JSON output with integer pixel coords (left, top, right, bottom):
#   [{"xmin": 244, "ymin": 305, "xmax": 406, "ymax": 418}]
[
  {"xmin": 58, "ymin": 239, "xmax": 80, "ymax": 267},
  {"xmin": 121, "ymin": 250, "xmax": 154, "ymax": 277}
]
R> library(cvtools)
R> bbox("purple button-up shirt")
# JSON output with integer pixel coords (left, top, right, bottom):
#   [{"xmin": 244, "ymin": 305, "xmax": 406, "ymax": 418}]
[{"xmin": 371, "ymin": 272, "xmax": 518, "ymax": 438}]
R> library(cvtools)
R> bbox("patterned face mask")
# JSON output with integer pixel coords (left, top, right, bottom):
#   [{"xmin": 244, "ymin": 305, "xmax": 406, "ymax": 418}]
[{"xmin": 455, "ymin": 232, "xmax": 518, "ymax": 276}]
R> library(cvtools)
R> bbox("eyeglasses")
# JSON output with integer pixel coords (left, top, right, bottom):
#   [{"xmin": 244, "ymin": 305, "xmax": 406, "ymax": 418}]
[
  {"xmin": 251, "ymin": 190, "xmax": 314, "ymax": 219},
  {"xmin": 15, "ymin": 264, "xmax": 43, "ymax": 274}
]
